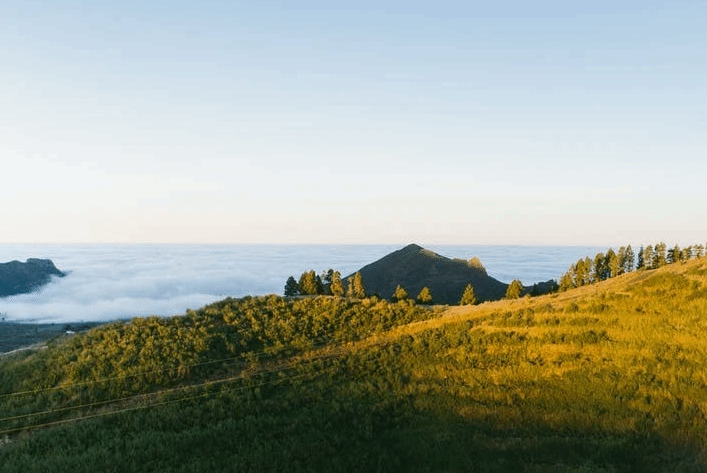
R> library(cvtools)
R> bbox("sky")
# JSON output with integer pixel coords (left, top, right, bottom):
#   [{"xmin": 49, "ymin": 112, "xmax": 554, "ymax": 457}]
[{"xmin": 1, "ymin": 1, "xmax": 706, "ymax": 246}]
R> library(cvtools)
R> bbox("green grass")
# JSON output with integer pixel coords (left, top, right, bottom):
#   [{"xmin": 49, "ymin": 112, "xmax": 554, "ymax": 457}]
[{"xmin": 2, "ymin": 259, "xmax": 707, "ymax": 471}]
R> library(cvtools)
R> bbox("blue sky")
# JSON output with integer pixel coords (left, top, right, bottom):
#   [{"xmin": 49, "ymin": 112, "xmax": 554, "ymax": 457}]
[{"xmin": 1, "ymin": 1, "xmax": 705, "ymax": 245}]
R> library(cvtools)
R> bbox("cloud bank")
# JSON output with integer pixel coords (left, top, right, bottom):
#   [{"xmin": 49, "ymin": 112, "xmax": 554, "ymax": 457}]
[{"xmin": 0, "ymin": 244, "xmax": 600, "ymax": 324}]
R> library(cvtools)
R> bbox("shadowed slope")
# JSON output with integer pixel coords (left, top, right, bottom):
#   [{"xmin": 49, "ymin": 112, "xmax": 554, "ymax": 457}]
[{"xmin": 345, "ymin": 244, "xmax": 508, "ymax": 303}]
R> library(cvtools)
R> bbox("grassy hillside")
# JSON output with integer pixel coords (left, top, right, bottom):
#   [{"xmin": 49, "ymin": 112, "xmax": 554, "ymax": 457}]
[{"xmin": 2, "ymin": 258, "xmax": 707, "ymax": 471}]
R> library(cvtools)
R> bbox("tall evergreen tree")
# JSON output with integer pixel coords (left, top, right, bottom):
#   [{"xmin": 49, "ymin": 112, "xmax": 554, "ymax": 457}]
[
  {"xmin": 624, "ymin": 245, "xmax": 635, "ymax": 273},
  {"xmin": 558, "ymin": 272, "xmax": 574, "ymax": 292},
  {"xmin": 617, "ymin": 247, "xmax": 627, "ymax": 276},
  {"xmin": 593, "ymin": 252, "xmax": 607, "ymax": 281},
  {"xmin": 321, "ymin": 269, "xmax": 335, "ymax": 294},
  {"xmin": 298, "ymin": 270, "xmax": 320, "ymax": 295},
  {"xmin": 695, "ymin": 244, "xmax": 705, "ymax": 258},
  {"xmin": 653, "ymin": 242, "xmax": 667, "ymax": 268},
  {"xmin": 330, "ymin": 271, "xmax": 344, "ymax": 297},
  {"xmin": 575, "ymin": 260, "xmax": 587, "ymax": 287},
  {"xmin": 643, "ymin": 245, "xmax": 653, "ymax": 270},
  {"xmin": 606, "ymin": 248, "xmax": 619, "ymax": 278},
  {"xmin": 637, "ymin": 245, "xmax": 645, "ymax": 269},
  {"xmin": 583, "ymin": 257, "xmax": 594, "ymax": 284},
  {"xmin": 350, "ymin": 272, "xmax": 366, "ymax": 298},
  {"xmin": 284, "ymin": 276, "xmax": 299, "ymax": 296},
  {"xmin": 681, "ymin": 246, "xmax": 692, "ymax": 262},
  {"xmin": 459, "ymin": 283, "xmax": 477, "ymax": 305},
  {"xmin": 667, "ymin": 245, "xmax": 680, "ymax": 264},
  {"xmin": 505, "ymin": 279, "xmax": 523, "ymax": 299}
]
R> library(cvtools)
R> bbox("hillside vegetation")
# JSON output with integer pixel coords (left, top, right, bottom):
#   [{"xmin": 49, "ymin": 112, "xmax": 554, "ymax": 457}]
[{"xmin": 2, "ymin": 258, "xmax": 707, "ymax": 471}]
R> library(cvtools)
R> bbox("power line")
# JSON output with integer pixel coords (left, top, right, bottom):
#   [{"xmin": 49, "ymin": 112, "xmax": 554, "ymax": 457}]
[
  {"xmin": 0, "ymin": 366, "xmax": 330, "ymax": 437},
  {"xmin": 0, "ymin": 338, "xmax": 346, "ymax": 400},
  {"xmin": 0, "ymin": 349, "xmax": 348, "ymax": 432}
]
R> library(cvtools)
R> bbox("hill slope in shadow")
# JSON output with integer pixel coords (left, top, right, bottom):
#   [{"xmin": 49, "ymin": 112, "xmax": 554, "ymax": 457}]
[{"xmin": 344, "ymin": 243, "xmax": 508, "ymax": 303}]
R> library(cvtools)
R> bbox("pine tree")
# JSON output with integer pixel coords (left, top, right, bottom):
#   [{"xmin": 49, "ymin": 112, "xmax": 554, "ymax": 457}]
[
  {"xmin": 298, "ymin": 270, "xmax": 320, "ymax": 295},
  {"xmin": 643, "ymin": 245, "xmax": 653, "ymax": 270},
  {"xmin": 637, "ymin": 245, "xmax": 645, "ymax": 269},
  {"xmin": 284, "ymin": 276, "xmax": 299, "ymax": 296},
  {"xmin": 606, "ymin": 248, "xmax": 619, "ymax": 278},
  {"xmin": 392, "ymin": 284, "xmax": 408, "ymax": 302},
  {"xmin": 667, "ymin": 245, "xmax": 680, "ymax": 264},
  {"xmin": 574, "ymin": 260, "xmax": 586, "ymax": 287},
  {"xmin": 584, "ymin": 257, "xmax": 594, "ymax": 283},
  {"xmin": 653, "ymin": 242, "xmax": 667, "ymax": 268},
  {"xmin": 459, "ymin": 283, "xmax": 477, "ymax": 305},
  {"xmin": 350, "ymin": 272, "xmax": 366, "ymax": 298},
  {"xmin": 416, "ymin": 286, "xmax": 433, "ymax": 304},
  {"xmin": 558, "ymin": 272, "xmax": 574, "ymax": 292},
  {"xmin": 330, "ymin": 271, "xmax": 344, "ymax": 296},
  {"xmin": 505, "ymin": 279, "xmax": 523, "ymax": 299},
  {"xmin": 321, "ymin": 269, "xmax": 335, "ymax": 294},
  {"xmin": 593, "ymin": 252, "xmax": 607, "ymax": 281},
  {"xmin": 624, "ymin": 245, "xmax": 635, "ymax": 272},
  {"xmin": 695, "ymin": 244, "xmax": 704, "ymax": 258},
  {"xmin": 681, "ymin": 246, "xmax": 692, "ymax": 262}
]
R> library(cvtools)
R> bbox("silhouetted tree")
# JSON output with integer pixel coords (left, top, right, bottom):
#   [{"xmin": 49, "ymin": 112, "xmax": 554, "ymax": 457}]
[
  {"xmin": 284, "ymin": 276, "xmax": 299, "ymax": 296},
  {"xmin": 459, "ymin": 283, "xmax": 477, "ymax": 305},
  {"xmin": 416, "ymin": 286, "xmax": 433, "ymax": 304},
  {"xmin": 505, "ymin": 279, "xmax": 523, "ymax": 299}
]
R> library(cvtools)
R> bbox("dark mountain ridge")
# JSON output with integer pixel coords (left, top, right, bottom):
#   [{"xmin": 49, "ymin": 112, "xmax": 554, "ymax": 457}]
[
  {"xmin": 0, "ymin": 258, "xmax": 66, "ymax": 298},
  {"xmin": 344, "ymin": 243, "xmax": 509, "ymax": 304}
]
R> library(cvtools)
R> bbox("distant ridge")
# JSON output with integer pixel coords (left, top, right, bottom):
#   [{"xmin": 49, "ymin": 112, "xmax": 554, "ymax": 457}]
[
  {"xmin": 344, "ymin": 243, "xmax": 508, "ymax": 304},
  {"xmin": 0, "ymin": 258, "xmax": 66, "ymax": 297}
]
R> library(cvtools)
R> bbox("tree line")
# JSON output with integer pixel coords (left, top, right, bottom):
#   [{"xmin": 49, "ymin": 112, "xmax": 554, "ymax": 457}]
[
  {"xmin": 559, "ymin": 241, "xmax": 706, "ymax": 291},
  {"xmin": 284, "ymin": 269, "xmax": 364, "ymax": 298},
  {"xmin": 285, "ymin": 270, "xmax": 526, "ymax": 306}
]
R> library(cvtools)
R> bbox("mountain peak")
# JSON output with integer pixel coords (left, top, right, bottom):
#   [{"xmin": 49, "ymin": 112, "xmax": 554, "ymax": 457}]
[{"xmin": 345, "ymin": 245, "xmax": 507, "ymax": 304}]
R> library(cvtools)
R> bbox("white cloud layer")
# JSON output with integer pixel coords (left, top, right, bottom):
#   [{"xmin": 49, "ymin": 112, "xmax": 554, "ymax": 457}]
[{"xmin": 0, "ymin": 244, "xmax": 610, "ymax": 324}]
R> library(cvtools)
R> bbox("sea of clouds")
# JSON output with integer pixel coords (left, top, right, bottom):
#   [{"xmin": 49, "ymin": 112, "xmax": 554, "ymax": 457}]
[{"xmin": 0, "ymin": 244, "xmax": 601, "ymax": 323}]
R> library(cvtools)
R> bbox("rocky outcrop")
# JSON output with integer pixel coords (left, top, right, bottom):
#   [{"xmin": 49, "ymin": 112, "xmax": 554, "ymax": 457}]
[{"xmin": 0, "ymin": 259, "xmax": 66, "ymax": 297}]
